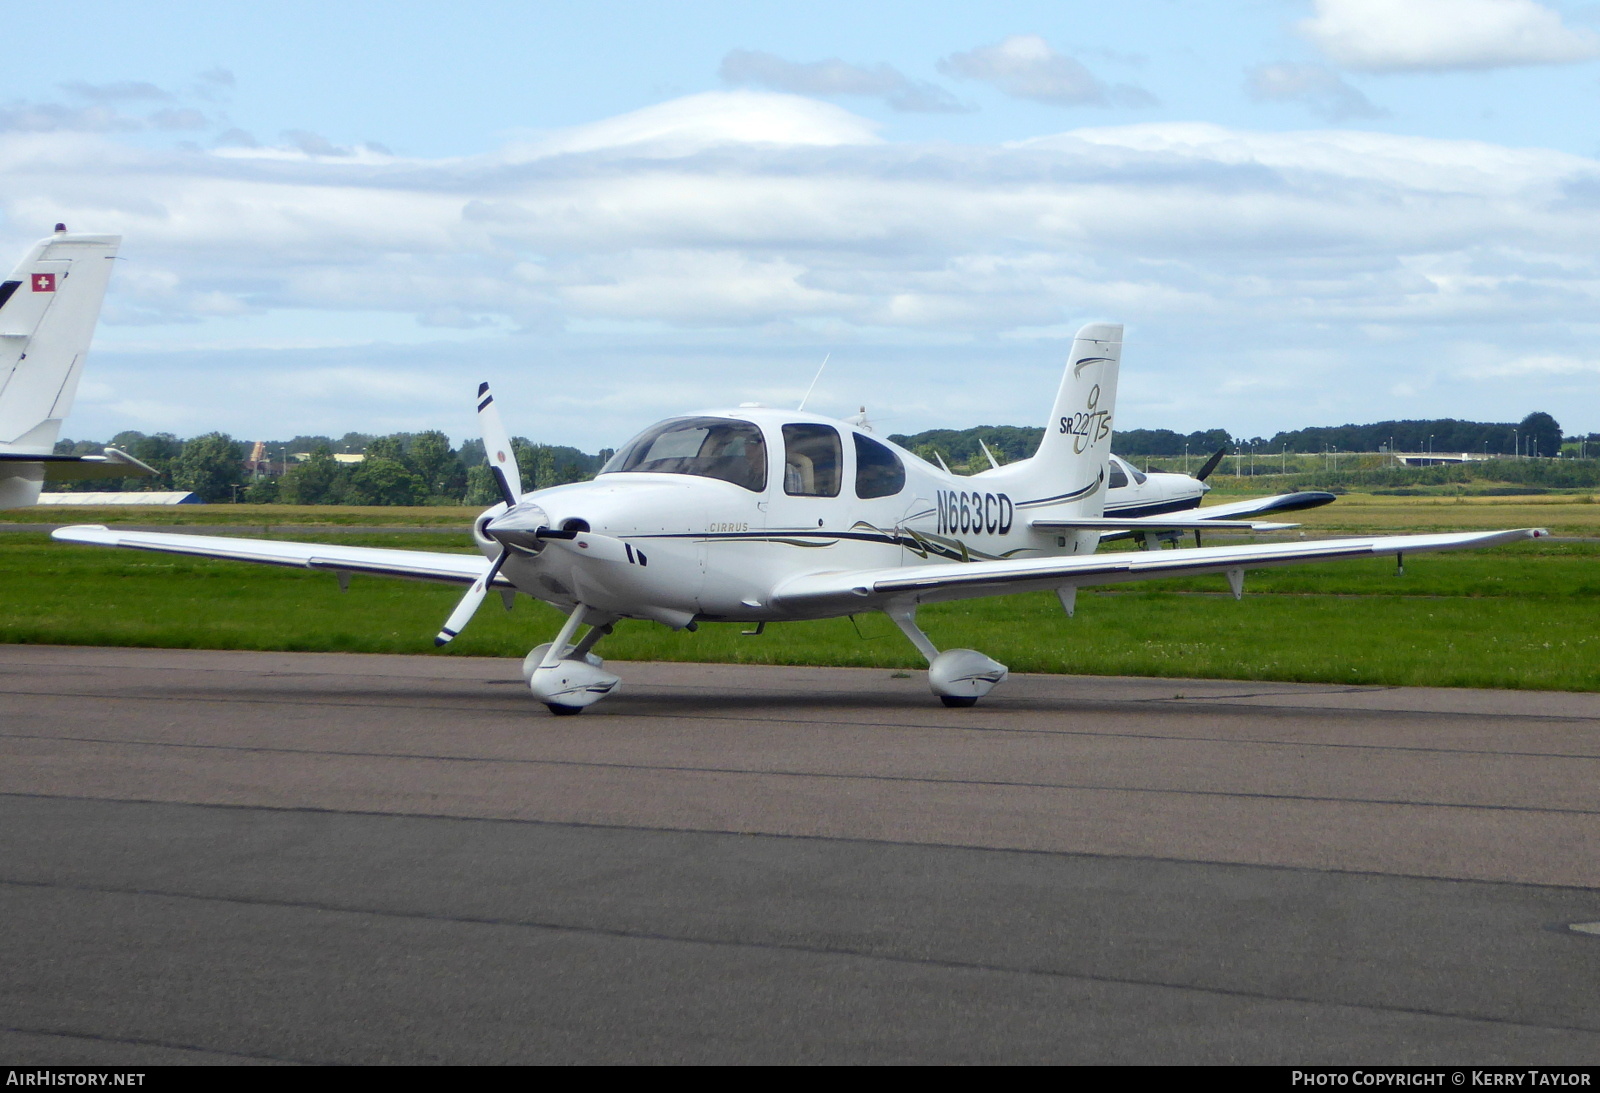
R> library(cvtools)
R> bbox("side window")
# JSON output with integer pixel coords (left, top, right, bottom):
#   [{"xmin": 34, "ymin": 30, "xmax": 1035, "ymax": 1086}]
[
  {"xmin": 782, "ymin": 424, "xmax": 842, "ymax": 497},
  {"xmin": 1107, "ymin": 460, "xmax": 1129, "ymax": 489},
  {"xmin": 854, "ymin": 433, "xmax": 905, "ymax": 499}
]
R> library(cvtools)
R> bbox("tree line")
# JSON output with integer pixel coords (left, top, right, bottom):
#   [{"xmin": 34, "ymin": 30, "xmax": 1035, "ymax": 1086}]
[
  {"xmin": 889, "ymin": 412, "xmax": 1586, "ymax": 466},
  {"xmin": 52, "ymin": 409, "xmax": 1595, "ymax": 504},
  {"xmin": 51, "ymin": 430, "xmax": 607, "ymax": 504}
]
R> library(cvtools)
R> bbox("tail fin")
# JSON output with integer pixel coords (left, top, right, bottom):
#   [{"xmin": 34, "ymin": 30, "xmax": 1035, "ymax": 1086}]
[
  {"xmin": 1007, "ymin": 322, "xmax": 1121, "ymax": 515},
  {"xmin": 0, "ymin": 229, "xmax": 120, "ymax": 451}
]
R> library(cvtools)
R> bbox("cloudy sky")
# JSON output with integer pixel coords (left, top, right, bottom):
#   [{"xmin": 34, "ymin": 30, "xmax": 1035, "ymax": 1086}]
[{"xmin": 6, "ymin": 0, "xmax": 1600, "ymax": 449}]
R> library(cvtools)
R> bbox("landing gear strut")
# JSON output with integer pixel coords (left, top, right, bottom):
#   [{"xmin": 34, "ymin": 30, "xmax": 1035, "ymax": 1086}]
[
  {"xmin": 885, "ymin": 603, "xmax": 1008, "ymax": 708},
  {"xmin": 522, "ymin": 604, "xmax": 621, "ymax": 714}
]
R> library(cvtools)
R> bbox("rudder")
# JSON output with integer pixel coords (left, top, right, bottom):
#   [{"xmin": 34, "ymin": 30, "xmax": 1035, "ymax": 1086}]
[
  {"xmin": 0, "ymin": 229, "xmax": 120, "ymax": 450},
  {"xmin": 1010, "ymin": 322, "xmax": 1122, "ymax": 516}
]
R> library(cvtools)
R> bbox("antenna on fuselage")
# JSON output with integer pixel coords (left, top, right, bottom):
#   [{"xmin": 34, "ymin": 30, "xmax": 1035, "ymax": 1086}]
[
  {"xmin": 978, "ymin": 438, "xmax": 1001, "ymax": 471},
  {"xmin": 797, "ymin": 353, "xmax": 830, "ymax": 411}
]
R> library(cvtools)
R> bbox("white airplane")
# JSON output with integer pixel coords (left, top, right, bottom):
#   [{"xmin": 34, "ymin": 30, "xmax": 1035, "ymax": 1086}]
[
  {"xmin": 0, "ymin": 226, "xmax": 155, "ymax": 509},
  {"xmin": 1099, "ymin": 450, "xmax": 1335, "ymax": 548},
  {"xmin": 54, "ymin": 323, "xmax": 1544, "ymax": 713}
]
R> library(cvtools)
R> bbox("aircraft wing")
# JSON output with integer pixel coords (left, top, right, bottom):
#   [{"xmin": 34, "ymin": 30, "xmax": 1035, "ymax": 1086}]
[
  {"xmin": 772, "ymin": 528, "xmax": 1545, "ymax": 614},
  {"xmin": 0, "ymin": 447, "xmax": 160, "ymax": 482},
  {"xmin": 1034, "ymin": 516, "xmax": 1297, "ymax": 532},
  {"xmin": 50, "ymin": 525, "xmax": 507, "ymax": 588}
]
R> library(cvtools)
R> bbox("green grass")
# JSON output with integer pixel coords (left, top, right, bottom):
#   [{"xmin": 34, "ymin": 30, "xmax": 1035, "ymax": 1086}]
[{"xmin": 1, "ymin": 530, "xmax": 1596, "ymax": 691}]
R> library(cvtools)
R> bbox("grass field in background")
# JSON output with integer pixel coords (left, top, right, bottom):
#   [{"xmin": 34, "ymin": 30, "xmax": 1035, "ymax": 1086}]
[
  {"xmin": 15, "ymin": 492, "xmax": 1600, "ymax": 533},
  {"xmin": 1245, "ymin": 492, "xmax": 1600, "ymax": 537},
  {"xmin": 2, "ymin": 515, "xmax": 1595, "ymax": 690}
]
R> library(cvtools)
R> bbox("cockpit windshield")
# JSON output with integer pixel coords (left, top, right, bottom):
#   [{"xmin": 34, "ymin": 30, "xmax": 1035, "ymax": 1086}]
[
  {"xmin": 599, "ymin": 416, "xmax": 768, "ymax": 492},
  {"xmin": 1108, "ymin": 456, "xmax": 1147, "ymax": 488}
]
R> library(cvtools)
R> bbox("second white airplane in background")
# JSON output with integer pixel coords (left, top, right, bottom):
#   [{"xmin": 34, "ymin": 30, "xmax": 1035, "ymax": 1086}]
[
  {"xmin": 55, "ymin": 322, "xmax": 1543, "ymax": 714},
  {"xmin": 1098, "ymin": 450, "xmax": 1335, "ymax": 548}
]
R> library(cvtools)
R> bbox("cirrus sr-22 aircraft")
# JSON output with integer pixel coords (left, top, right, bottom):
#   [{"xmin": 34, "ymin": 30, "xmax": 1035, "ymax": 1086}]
[{"xmin": 55, "ymin": 323, "xmax": 1544, "ymax": 714}]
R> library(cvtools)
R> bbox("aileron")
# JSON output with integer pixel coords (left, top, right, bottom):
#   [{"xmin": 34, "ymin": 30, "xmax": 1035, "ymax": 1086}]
[{"xmin": 51, "ymin": 525, "xmax": 501, "ymax": 588}]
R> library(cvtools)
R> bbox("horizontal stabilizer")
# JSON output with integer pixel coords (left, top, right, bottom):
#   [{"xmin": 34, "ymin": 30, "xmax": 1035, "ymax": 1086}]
[
  {"xmin": 1182, "ymin": 491, "xmax": 1337, "ymax": 521},
  {"xmin": 1032, "ymin": 516, "xmax": 1296, "ymax": 532},
  {"xmin": 0, "ymin": 446, "xmax": 160, "ymax": 482}
]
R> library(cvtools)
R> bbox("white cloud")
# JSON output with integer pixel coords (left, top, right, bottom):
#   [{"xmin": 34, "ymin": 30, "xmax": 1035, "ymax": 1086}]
[
  {"xmin": 0, "ymin": 75, "xmax": 227, "ymax": 136},
  {"xmin": 14, "ymin": 108, "xmax": 1600, "ymax": 334},
  {"xmin": 1245, "ymin": 62, "xmax": 1387, "ymax": 120},
  {"xmin": 507, "ymin": 91, "xmax": 880, "ymax": 159},
  {"xmin": 1301, "ymin": 0, "xmax": 1600, "ymax": 72},
  {"xmin": 0, "ymin": 100, "xmax": 142, "ymax": 133},
  {"xmin": 719, "ymin": 50, "xmax": 967, "ymax": 113},
  {"xmin": 59, "ymin": 80, "xmax": 174, "ymax": 104},
  {"xmin": 939, "ymin": 35, "xmax": 1156, "ymax": 107},
  {"xmin": 1463, "ymin": 353, "xmax": 1600, "ymax": 377},
  {"xmin": 9, "ymin": 91, "xmax": 1600, "ymax": 441}
]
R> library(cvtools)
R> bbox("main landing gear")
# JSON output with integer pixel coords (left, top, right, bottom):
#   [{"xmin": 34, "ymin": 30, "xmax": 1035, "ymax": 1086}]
[
  {"xmin": 885, "ymin": 604, "xmax": 1009, "ymax": 708},
  {"xmin": 522, "ymin": 604, "xmax": 621, "ymax": 715}
]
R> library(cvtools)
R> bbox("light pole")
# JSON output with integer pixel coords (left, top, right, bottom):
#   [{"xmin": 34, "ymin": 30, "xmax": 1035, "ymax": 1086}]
[{"xmin": 1183, "ymin": 443, "xmax": 1189, "ymax": 476}]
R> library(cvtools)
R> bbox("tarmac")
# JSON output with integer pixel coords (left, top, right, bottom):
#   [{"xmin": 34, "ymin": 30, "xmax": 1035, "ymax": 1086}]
[{"xmin": 2, "ymin": 644, "xmax": 1598, "ymax": 1064}]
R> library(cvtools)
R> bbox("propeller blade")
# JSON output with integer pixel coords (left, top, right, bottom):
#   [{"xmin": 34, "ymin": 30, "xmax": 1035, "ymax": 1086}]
[
  {"xmin": 477, "ymin": 382, "xmax": 522, "ymax": 507},
  {"xmin": 434, "ymin": 549, "xmax": 509, "ymax": 646},
  {"xmin": 1194, "ymin": 445, "xmax": 1229, "ymax": 482}
]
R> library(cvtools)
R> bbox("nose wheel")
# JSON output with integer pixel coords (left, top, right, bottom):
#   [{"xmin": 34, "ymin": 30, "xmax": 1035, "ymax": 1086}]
[{"xmin": 523, "ymin": 605, "xmax": 621, "ymax": 714}]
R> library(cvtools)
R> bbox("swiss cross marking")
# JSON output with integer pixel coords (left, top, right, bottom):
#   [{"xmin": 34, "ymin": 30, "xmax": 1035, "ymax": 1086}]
[{"xmin": 31, "ymin": 273, "xmax": 55, "ymax": 292}]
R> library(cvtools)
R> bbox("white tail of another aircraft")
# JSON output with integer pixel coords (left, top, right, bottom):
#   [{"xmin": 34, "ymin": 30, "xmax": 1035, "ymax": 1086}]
[
  {"xmin": 0, "ymin": 228, "xmax": 120, "ymax": 507},
  {"xmin": 980, "ymin": 322, "xmax": 1122, "ymax": 517}
]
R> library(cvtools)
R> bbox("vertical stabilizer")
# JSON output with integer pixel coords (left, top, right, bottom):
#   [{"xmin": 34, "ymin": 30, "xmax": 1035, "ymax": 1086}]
[
  {"xmin": 0, "ymin": 230, "xmax": 120, "ymax": 450},
  {"xmin": 1008, "ymin": 322, "xmax": 1121, "ymax": 516}
]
